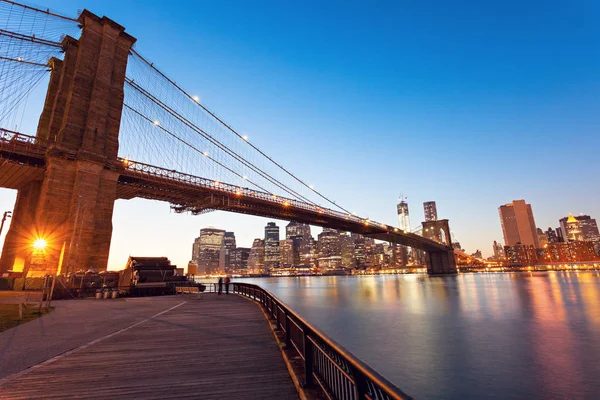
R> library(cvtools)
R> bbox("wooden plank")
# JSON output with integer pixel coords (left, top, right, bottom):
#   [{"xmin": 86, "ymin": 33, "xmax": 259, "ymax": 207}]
[{"xmin": 0, "ymin": 295, "xmax": 298, "ymax": 399}]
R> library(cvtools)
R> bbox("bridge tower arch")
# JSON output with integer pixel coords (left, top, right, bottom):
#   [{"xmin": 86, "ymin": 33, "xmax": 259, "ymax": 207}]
[
  {"xmin": 422, "ymin": 219, "xmax": 457, "ymax": 275},
  {"xmin": 0, "ymin": 10, "xmax": 136, "ymax": 276}
]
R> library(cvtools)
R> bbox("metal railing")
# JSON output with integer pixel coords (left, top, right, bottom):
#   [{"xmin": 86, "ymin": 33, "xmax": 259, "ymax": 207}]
[{"xmin": 231, "ymin": 282, "xmax": 412, "ymax": 400}]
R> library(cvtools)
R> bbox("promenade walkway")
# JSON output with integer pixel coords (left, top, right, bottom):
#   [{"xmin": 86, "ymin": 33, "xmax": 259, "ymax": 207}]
[{"xmin": 0, "ymin": 294, "xmax": 298, "ymax": 399}]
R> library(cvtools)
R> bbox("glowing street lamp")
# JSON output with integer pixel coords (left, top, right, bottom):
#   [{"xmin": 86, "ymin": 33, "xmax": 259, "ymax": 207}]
[{"xmin": 33, "ymin": 238, "xmax": 47, "ymax": 250}]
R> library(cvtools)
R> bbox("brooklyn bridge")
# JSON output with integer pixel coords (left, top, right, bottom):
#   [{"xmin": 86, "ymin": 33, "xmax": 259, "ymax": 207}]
[{"xmin": 0, "ymin": 0, "xmax": 458, "ymax": 276}]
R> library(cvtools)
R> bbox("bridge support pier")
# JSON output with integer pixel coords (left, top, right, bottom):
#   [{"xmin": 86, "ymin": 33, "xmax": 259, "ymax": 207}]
[
  {"xmin": 425, "ymin": 250, "xmax": 457, "ymax": 275},
  {"xmin": 0, "ymin": 10, "xmax": 135, "ymax": 277}
]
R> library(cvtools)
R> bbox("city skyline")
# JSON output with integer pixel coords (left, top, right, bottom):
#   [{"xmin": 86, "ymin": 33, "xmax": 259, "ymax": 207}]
[{"xmin": 0, "ymin": 0, "xmax": 598, "ymax": 271}]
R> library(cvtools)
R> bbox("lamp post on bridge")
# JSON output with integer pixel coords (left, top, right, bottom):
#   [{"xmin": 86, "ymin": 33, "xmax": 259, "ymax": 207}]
[{"xmin": 0, "ymin": 210, "xmax": 12, "ymax": 236}]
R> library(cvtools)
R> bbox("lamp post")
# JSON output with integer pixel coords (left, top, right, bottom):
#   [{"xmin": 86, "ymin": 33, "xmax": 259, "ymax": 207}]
[{"xmin": 0, "ymin": 210, "xmax": 12, "ymax": 236}]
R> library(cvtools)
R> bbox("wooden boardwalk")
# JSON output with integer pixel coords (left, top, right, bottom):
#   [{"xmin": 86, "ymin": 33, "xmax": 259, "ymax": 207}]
[{"xmin": 0, "ymin": 294, "xmax": 299, "ymax": 399}]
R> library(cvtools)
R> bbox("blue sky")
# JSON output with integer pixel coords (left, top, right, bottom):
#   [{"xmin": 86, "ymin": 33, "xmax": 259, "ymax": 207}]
[{"xmin": 1, "ymin": 0, "xmax": 599, "ymax": 269}]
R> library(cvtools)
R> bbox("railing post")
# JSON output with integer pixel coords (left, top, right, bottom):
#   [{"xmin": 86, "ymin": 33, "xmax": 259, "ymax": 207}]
[
  {"xmin": 303, "ymin": 332, "xmax": 313, "ymax": 387},
  {"xmin": 284, "ymin": 312, "xmax": 291, "ymax": 348},
  {"xmin": 350, "ymin": 365, "xmax": 370, "ymax": 400}
]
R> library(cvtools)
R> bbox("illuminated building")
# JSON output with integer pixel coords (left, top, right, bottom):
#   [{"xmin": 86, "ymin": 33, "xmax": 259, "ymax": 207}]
[
  {"xmin": 397, "ymin": 196, "xmax": 411, "ymax": 232},
  {"xmin": 545, "ymin": 227, "xmax": 560, "ymax": 243},
  {"xmin": 353, "ymin": 236, "xmax": 366, "ymax": 267},
  {"xmin": 493, "ymin": 240, "xmax": 505, "ymax": 260},
  {"xmin": 536, "ymin": 228, "xmax": 549, "ymax": 248},
  {"xmin": 560, "ymin": 213, "xmax": 584, "ymax": 242},
  {"xmin": 247, "ymin": 239, "xmax": 265, "ymax": 275},
  {"xmin": 423, "ymin": 201, "xmax": 438, "ymax": 222},
  {"xmin": 196, "ymin": 228, "xmax": 225, "ymax": 275},
  {"xmin": 340, "ymin": 233, "xmax": 356, "ymax": 267},
  {"xmin": 280, "ymin": 239, "xmax": 294, "ymax": 267},
  {"xmin": 317, "ymin": 228, "xmax": 341, "ymax": 269},
  {"xmin": 546, "ymin": 241, "xmax": 598, "ymax": 263},
  {"xmin": 219, "ymin": 232, "xmax": 236, "ymax": 273},
  {"xmin": 264, "ymin": 222, "xmax": 280, "ymax": 270},
  {"xmin": 559, "ymin": 214, "xmax": 600, "ymax": 254},
  {"xmin": 499, "ymin": 200, "xmax": 539, "ymax": 248},
  {"xmin": 286, "ymin": 221, "xmax": 311, "ymax": 240},
  {"xmin": 230, "ymin": 247, "xmax": 250, "ymax": 274},
  {"xmin": 504, "ymin": 244, "xmax": 537, "ymax": 265}
]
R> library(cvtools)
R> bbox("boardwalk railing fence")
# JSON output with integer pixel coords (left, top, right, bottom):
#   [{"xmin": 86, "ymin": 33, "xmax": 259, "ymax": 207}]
[{"xmin": 231, "ymin": 282, "xmax": 412, "ymax": 400}]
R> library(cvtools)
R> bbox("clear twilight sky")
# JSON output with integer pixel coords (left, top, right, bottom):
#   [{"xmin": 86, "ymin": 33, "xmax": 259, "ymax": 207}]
[{"xmin": 0, "ymin": 0, "xmax": 599, "ymax": 270}]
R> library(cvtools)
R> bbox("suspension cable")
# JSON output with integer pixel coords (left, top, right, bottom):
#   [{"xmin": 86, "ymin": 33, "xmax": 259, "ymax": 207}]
[{"xmin": 129, "ymin": 50, "xmax": 353, "ymax": 216}]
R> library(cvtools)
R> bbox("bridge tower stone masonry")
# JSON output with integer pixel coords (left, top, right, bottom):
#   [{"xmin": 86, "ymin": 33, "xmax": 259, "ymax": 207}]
[
  {"xmin": 0, "ymin": 10, "xmax": 136, "ymax": 276},
  {"xmin": 422, "ymin": 219, "xmax": 457, "ymax": 274}
]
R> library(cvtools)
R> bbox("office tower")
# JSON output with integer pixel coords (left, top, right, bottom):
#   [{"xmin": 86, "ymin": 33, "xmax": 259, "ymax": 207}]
[
  {"xmin": 397, "ymin": 196, "xmax": 411, "ymax": 231},
  {"xmin": 280, "ymin": 239, "xmax": 294, "ymax": 267},
  {"xmin": 247, "ymin": 239, "xmax": 265, "ymax": 275},
  {"xmin": 264, "ymin": 222, "xmax": 280, "ymax": 270},
  {"xmin": 559, "ymin": 214, "xmax": 600, "ymax": 254},
  {"xmin": 353, "ymin": 237, "xmax": 366, "ymax": 267},
  {"xmin": 286, "ymin": 221, "xmax": 311, "ymax": 240},
  {"xmin": 493, "ymin": 240, "xmax": 505, "ymax": 260},
  {"xmin": 191, "ymin": 237, "xmax": 202, "ymax": 265},
  {"xmin": 559, "ymin": 213, "xmax": 584, "ymax": 242},
  {"xmin": 339, "ymin": 233, "xmax": 356, "ymax": 267},
  {"xmin": 545, "ymin": 227, "xmax": 560, "ymax": 243},
  {"xmin": 196, "ymin": 228, "xmax": 225, "ymax": 275},
  {"xmin": 498, "ymin": 200, "xmax": 539, "ymax": 248},
  {"xmin": 536, "ymin": 228, "xmax": 549, "ymax": 248},
  {"xmin": 423, "ymin": 201, "xmax": 438, "ymax": 222},
  {"xmin": 317, "ymin": 228, "xmax": 342, "ymax": 269},
  {"xmin": 230, "ymin": 247, "xmax": 250, "ymax": 274},
  {"xmin": 219, "ymin": 232, "xmax": 236, "ymax": 273},
  {"xmin": 504, "ymin": 244, "xmax": 537, "ymax": 265}
]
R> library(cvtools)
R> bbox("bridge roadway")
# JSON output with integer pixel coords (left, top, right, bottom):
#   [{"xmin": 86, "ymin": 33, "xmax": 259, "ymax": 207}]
[
  {"xmin": 0, "ymin": 293, "xmax": 299, "ymax": 399},
  {"xmin": 0, "ymin": 128, "xmax": 448, "ymax": 253}
]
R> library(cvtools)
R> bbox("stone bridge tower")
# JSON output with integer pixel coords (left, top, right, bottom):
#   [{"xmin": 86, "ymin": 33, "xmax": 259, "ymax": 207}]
[
  {"xmin": 0, "ymin": 10, "xmax": 136, "ymax": 276},
  {"xmin": 422, "ymin": 219, "xmax": 457, "ymax": 274}
]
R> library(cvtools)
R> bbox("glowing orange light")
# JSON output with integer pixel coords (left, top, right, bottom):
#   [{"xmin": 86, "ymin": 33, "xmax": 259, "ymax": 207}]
[{"xmin": 33, "ymin": 238, "xmax": 47, "ymax": 250}]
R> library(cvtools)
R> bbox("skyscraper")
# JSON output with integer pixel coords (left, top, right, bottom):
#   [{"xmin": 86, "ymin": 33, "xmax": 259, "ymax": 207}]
[
  {"xmin": 219, "ymin": 232, "xmax": 236, "ymax": 273},
  {"xmin": 397, "ymin": 196, "xmax": 410, "ymax": 232},
  {"xmin": 559, "ymin": 214, "xmax": 600, "ymax": 254},
  {"xmin": 493, "ymin": 240, "xmax": 504, "ymax": 260},
  {"xmin": 498, "ymin": 200, "xmax": 539, "ymax": 248},
  {"xmin": 196, "ymin": 228, "xmax": 225, "ymax": 275},
  {"xmin": 264, "ymin": 222, "xmax": 280, "ymax": 270},
  {"xmin": 230, "ymin": 247, "xmax": 250, "ymax": 274},
  {"xmin": 247, "ymin": 239, "xmax": 265, "ymax": 275},
  {"xmin": 286, "ymin": 221, "xmax": 311, "ymax": 240},
  {"xmin": 423, "ymin": 201, "xmax": 438, "ymax": 222}
]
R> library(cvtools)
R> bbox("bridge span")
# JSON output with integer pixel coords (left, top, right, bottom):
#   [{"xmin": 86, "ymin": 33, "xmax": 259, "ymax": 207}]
[{"xmin": 0, "ymin": 3, "xmax": 456, "ymax": 276}]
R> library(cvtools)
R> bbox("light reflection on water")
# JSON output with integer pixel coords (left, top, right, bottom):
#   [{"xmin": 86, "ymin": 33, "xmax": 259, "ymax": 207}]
[{"xmin": 238, "ymin": 272, "xmax": 600, "ymax": 399}]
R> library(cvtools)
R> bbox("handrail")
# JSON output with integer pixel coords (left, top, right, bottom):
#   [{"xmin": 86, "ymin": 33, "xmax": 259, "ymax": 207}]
[{"xmin": 231, "ymin": 282, "xmax": 413, "ymax": 400}]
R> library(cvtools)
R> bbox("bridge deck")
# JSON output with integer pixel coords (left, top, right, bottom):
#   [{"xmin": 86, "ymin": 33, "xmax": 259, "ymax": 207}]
[{"xmin": 0, "ymin": 294, "xmax": 298, "ymax": 400}]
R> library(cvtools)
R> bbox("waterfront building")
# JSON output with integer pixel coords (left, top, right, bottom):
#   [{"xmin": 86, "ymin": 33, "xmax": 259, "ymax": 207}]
[
  {"xmin": 196, "ymin": 228, "xmax": 225, "ymax": 275},
  {"xmin": 219, "ymin": 232, "xmax": 236, "ymax": 273},
  {"xmin": 264, "ymin": 222, "xmax": 280, "ymax": 270},
  {"xmin": 317, "ymin": 228, "xmax": 341, "ymax": 269},
  {"xmin": 354, "ymin": 236, "xmax": 366, "ymax": 267},
  {"xmin": 559, "ymin": 214, "xmax": 600, "ymax": 254},
  {"xmin": 423, "ymin": 201, "xmax": 438, "ymax": 222},
  {"xmin": 536, "ymin": 228, "xmax": 549, "ymax": 249},
  {"xmin": 230, "ymin": 247, "xmax": 250, "ymax": 274},
  {"xmin": 559, "ymin": 213, "xmax": 584, "ymax": 242},
  {"xmin": 493, "ymin": 240, "xmax": 505, "ymax": 260},
  {"xmin": 340, "ymin": 233, "xmax": 356, "ymax": 267},
  {"xmin": 499, "ymin": 200, "xmax": 539, "ymax": 248},
  {"xmin": 247, "ymin": 239, "xmax": 265, "ymax": 275},
  {"xmin": 545, "ymin": 241, "xmax": 598, "ymax": 263},
  {"xmin": 280, "ymin": 239, "xmax": 294, "ymax": 267},
  {"xmin": 545, "ymin": 227, "xmax": 560, "ymax": 243},
  {"xmin": 471, "ymin": 249, "xmax": 483, "ymax": 259},
  {"xmin": 286, "ymin": 221, "xmax": 311, "ymax": 240},
  {"xmin": 504, "ymin": 244, "xmax": 537, "ymax": 265}
]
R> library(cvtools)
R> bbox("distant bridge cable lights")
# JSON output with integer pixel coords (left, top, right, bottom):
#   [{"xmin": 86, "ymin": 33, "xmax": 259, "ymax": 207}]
[
  {"xmin": 122, "ymin": 103, "xmax": 273, "ymax": 195},
  {"xmin": 128, "ymin": 50, "xmax": 355, "ymax": 215},
  {"xmin": 123, "ymin": 78, "xmax": 319, "ymax": 207}
]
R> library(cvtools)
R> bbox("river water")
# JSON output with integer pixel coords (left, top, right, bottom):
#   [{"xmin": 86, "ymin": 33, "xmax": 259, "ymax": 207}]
[{"xmin": 238, "ymin": 272, "xmax": 600, "ymax": 399}]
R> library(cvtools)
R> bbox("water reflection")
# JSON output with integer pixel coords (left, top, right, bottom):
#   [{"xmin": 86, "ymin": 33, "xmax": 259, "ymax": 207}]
[{"xmin": 239, "ymin": 272, "xmax": 600, "ymax": 399}]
